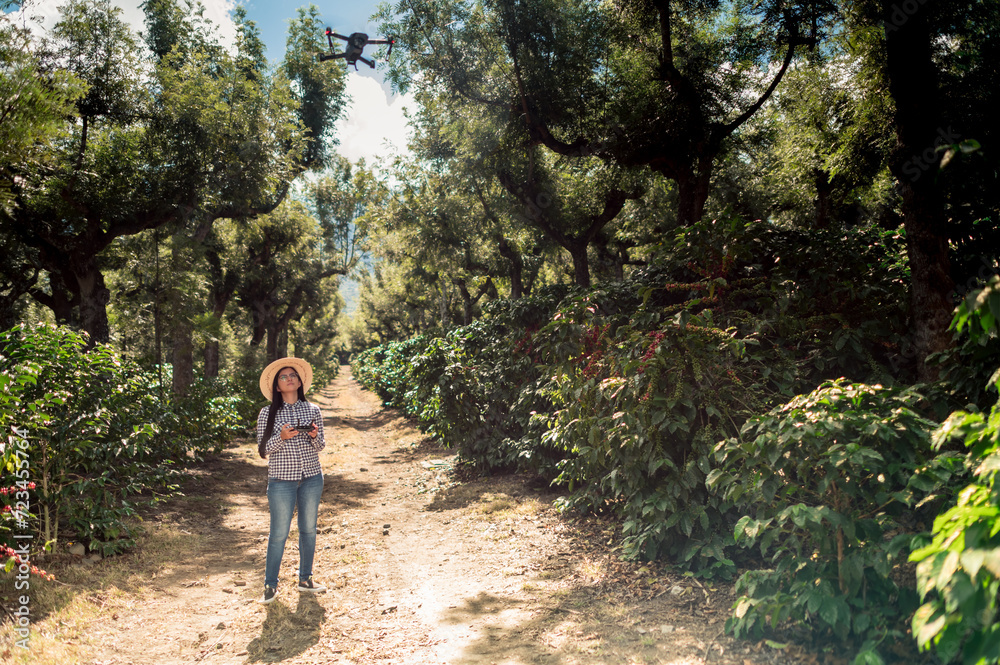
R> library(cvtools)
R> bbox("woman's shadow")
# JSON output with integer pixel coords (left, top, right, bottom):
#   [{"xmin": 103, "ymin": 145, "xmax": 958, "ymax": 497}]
[{"xmin": 246, "ymin": 593, "xmax": 326, "ymax": 662}]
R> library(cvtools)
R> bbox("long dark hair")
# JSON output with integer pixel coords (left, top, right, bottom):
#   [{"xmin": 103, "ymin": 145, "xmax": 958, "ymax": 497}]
[{"xmin": 258, "ymin": 367, "xmax": 307, "ymax": 459}]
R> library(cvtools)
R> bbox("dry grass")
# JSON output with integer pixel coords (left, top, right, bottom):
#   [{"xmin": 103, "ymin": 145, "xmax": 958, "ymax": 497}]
[
  {"xmin": 474, "ymin": 490, "xmax": 548, "ymax": 522},
  {"xmin": 0, "ymin": 522, "xmax": 198, "ymax": 663}
]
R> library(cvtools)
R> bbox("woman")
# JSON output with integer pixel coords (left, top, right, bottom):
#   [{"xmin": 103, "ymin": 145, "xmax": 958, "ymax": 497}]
[{"xmin": 256, "ymin": 356, "xmax": 326, "ymax": 604}]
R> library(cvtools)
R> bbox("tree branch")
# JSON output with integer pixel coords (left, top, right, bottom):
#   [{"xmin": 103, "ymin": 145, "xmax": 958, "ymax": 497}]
[
  {"xmin": 719, "ymin": 19, "xmax": 800, "ymax": 137},
  {"xmin": 505, "ymin": 27, "xmax": 598, "ymax": 157},
  {"xmin": 580, "ymin": 187, "xmax": 643, "ymax": 245}
]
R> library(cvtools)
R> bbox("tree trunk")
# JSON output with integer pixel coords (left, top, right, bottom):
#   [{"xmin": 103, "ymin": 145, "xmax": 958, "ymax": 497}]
[
  {"xmin": 904, "ymin": 208, "xmax": 954, "ymax": 374},
  {"xmin": 204, "ymin": 340, "xmax": 220, "ymax": 379},
  {"xmin": 75, "ymin": 260, "xmax": 112, "ymax": 346},
  {"xmin": 265, "ymin": 323, "xmax": 280, "ymax": 363},
  {"xmin": 814, "ymin": 168, "xmax": 833, "ymax": 229},
  {"xmin": 203, "ymin": 243, "xmax": 237, "ymax": 379},
  {"xmin": 882, "ymin": 0, "xmax": 954, "ymax": 379},
  {"xmin": 675, "ymin": 165, "xmax": 712, "ymax": 227},
  {"xmin": 202, "ymin": 305, "xmax": 228, "ymax": 379},
  {"xmin": 509, "ymin": 268, "xmax": 523, "ymax": 300},
  {"xmin": 497, "ymin": 237, "xmax": 524, "ymax": 299},
  {"xmin": 248, "ymin": 297, "xmax": 268, "ymax": 348},
  {"xmin": 438, "ymin": 282, "xmax": 449, "ymax": 328},
  {"xmin": 524, "ymin": 258, "xmax": 541, "ymax": 297},
  {"xmin": 569, "ymin": 243, "xmax": 591, "ymax": 288},
  {"xmin": 455, "ymin": 280, "xmax": 474, "ymax": 325},
  {"xmin": 169, "ymin": 239, "xmax": 194, "ymax": 396},
  {"xmin": 28, "ymin": 262, "xmax": 108, "ymax": 345},
  {"xmin": 278, "ymin": 325, "xmax": 288, "ymax": 359},
  {"xmin": 29, "ymin": 269, "xmax": 78, "ymax": 328},
  {"xmin": 172, "ymin": 317, "xmax": 195, "ymax": 397},
  {"xmin": 153, "ymin": 230, "xmax": 163, "ymax": 376}
]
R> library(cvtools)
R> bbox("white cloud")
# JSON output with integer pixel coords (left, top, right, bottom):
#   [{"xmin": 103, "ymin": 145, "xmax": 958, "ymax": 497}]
[
  {"xmin": 334, "ymin": 72, "xmax": 414, "ymax": 168},
  {"xmin": 11, "ymin": 0, "xmax": 237, "ymax": 47}
]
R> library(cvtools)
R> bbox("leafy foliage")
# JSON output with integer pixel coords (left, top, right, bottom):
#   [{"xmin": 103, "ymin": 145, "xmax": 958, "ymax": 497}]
[
  {"xmin": 0, "ymin": 324, "xmax": 251, "ymax": 558},
  {"xmin": 910, "ymin": 276, "xmax": 1000, "ymax": 665},
  {"xmin": 712, "ymin": 380, "xmax": 958, "ymax": 658},
  {"xmin": 353, "ymin": 221, "xmax": 917, "ymax": 578},
  {"xmin": 537, "ymin": 290, "xmax": 761, "ymax": 567}
]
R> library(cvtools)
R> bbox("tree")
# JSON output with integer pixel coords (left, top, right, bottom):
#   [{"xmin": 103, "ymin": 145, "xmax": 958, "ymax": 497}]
[
  {"xmin": 0, "ymin": 5, "xmax": 81, "ymax": 329},
  {"xmin": 0, "ymin": 0, "xmax": 345, "ymax": 345},
  {"xmin": 400, "ymin": 71, "xmax": 644, "ymax": 288},
  {"xmin": 0, "ymin": 7, "xmax": 84, "ymax": 211},
  {"xmin": 838, "ymin": 0, "xmax": 1000, "ymax": 379},
  {"xmin": 879, "ymin": 0, "xmax": 955, "ymax": 379},
  {"xmin": 380, "ymin": 0, "xmax": 828, "ymax": 228},
  {"xmin": 233, "ymin": 197, "xmax": 353, "ymax": 362},
  {"xmin": 351, "ymin": 260, "xmax": 453, "ymax": 344},
  {"xmin": 748, "ymin": 58, "xmax": 894, "ymax": 229},
  {"xmin": 306, "ymin": 155, "xmax": 379, "ymax": 273}
]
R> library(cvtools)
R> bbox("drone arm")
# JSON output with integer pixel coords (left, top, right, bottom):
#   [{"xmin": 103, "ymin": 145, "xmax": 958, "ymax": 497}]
[
  {"xmin": 366, "ymin": 36, "xmax": 394, "ymax": 58},
  {"xmin": 357, "ymin": 55, "xmax": 376, "ymax": 69},
  {"xmin": 323, "ymin": 28, "xmax": 350, "ymax": 51}
]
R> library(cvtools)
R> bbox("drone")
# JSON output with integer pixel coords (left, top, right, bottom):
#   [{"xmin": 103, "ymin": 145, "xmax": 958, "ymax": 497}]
[{"xmin": 319, "ymin": 28, "xmax": 395, "ymax": 70}]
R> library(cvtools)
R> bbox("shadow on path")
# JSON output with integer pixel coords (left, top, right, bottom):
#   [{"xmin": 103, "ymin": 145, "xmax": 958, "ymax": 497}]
[{"xmin": 246, "ymin": 592, "xmax": 326, "ymax": 662}]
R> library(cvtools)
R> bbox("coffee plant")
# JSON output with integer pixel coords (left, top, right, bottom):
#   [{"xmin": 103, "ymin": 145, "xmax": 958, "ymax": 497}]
[
  {"xmin": 711, "ymin": 379, "xmax": 964, "ymax": 662},
  {"xmin": 345, "ymin": 220, "xmax": 1000, "ymax": 662},
  {"xmin": 0, "ymin": 323, "xmax": 250, "ymax": 558},
  {"xmin": 910, "ymin": 275, "xmax": 1000, "ymax": 665},
  {"xmin": 351, "ymin": 221, "xmax": 916, "ymax": 575},
  {"xmin": 352, "ymin": 335, "xmax": 430, "ymax": 408},
  {"xmin": 404, "ymin": 289, "xmax": 568, "ymax": 473},
  {"xmin": 536, "ymin": 290, "xmax": 764, "ymax": 567},
  {"xmin": 354, "ymin": 288, "xmax": 568, "ymax": 473}
]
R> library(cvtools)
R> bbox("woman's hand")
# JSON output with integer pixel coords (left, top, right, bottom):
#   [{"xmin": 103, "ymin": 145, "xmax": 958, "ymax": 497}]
[
  {"xmin": 280, "ymin": 424, "xmax": 297, "ymax": 440},
  {"xmin": 307, "ymin": 423, "xmax": 318, "ymax": 439}
]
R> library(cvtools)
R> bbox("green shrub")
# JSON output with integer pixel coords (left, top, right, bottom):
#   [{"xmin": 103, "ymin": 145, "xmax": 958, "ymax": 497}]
[
  {"xmin": 0, "ymin": 323, "xmax": 249, "ymax": 558},
  {"xmin": 538, "ymin": 291, "xmax": 764, "ymax": 568},
  {"xmin": 711, "ymin": 379, "xmax": 959, "ymax": 661},
  {"xmin": 352, "ymin": 219, "xmax": 916, "ymax": 583},
  {"xmin": 353, "ymin": 288, "xmax": 567, "ymax": 473},
  {"xmin": 353, "ymin": 335, "xmax": 430, "ymax": 407},
  {"xmin": 403, "ymin": 289, "xmax": 566, "ymax": 472},
  {"xmin": 910, "ymin": 275, "xmax": 1000, "ymax": 665},
  {"xmin": 1, "ymin": 364, "xmax": 53, "ymax": 583}
]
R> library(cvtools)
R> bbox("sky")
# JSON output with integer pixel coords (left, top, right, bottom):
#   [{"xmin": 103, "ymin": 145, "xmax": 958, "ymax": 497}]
[
  {"xmin": 10, "ymin": 0, "xmax": 415, "ymax": 167},
  {"xmin": 240, "ymin": 0, "xmax": 414, "ymax": 166}
]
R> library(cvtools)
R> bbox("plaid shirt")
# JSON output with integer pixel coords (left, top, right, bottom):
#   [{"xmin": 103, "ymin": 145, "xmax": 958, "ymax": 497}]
[{"xmin": 256, "ymin": 400, "xmax": 325, "ymax": 480}]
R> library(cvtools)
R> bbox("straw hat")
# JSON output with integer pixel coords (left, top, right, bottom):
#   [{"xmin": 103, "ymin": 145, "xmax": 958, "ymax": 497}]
[{"xmin": 259, "ymin": 357, "xmax": 313, "ymax": 400}]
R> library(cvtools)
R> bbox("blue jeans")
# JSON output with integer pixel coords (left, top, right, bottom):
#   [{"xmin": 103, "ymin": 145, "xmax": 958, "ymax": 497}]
[{"xmin": 264, "ymin": 473, "xmax": 323, "ymax": 589}]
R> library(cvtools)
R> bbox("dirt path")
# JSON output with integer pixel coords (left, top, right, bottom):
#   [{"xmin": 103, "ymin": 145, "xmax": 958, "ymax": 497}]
[{"xmin": 60, "ymin": 368, "xmax": 797, "ymax": 665}]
